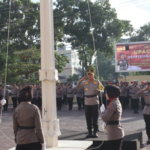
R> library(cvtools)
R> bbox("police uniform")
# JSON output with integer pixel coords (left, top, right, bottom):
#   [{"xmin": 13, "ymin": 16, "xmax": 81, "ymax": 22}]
[
  {"xmin": 66, "ymin": 85, "xmax": 74, "ymax": 110},
  {"xmin": 136, "ymin": 84, "xmax": 150, "ymax": 144},
  {"xmin": 129, "ymin": 83, "xmax": 140, "ymax": 113},
  {"xmin": 117, "ymin": 54, "xmax": 129, "ymax": 70},
  {"xmin": 32, "ymin": 86, "xmax": 37, "ymax": 106},
  {"xmin": 119, "ymin": 82, "xmax": 126, "ymax": 109},
  {"xmin": 61, "ymin": 85, "xmax": 66, "ymax": 105},
  {"xmin": 74, "ymin": 87, "xmax": 84, "ymax": 110},
  {"xmin": 13, "ymin": 102, "xmax": 44, "ymax": 150},
  {"xmin": 56, "ymin": 86, "xmax": 63, "ymax": 110},
  {"xmin": 36, "ymin": 86, "xmax": 42, "ymax": 110},
  {"xmin": 76, "ymin": 71, "xmax": 104, "ymax": 138},
  {"xmin": 10, "ymin": 85, "xmax": 18, "ymax": 109},
  {"xmin": 17, "ymin": 87, "xmax": 22, "ymax": 104},
  {"xmin": 101, "ymin": 85, "xmax": 124, "ymax": 150},
  {"xmin": 2, "ymin": 88, "xmax": 9, "ymax": 111},
  {"xmin": 125, "ymin": 82, "xmax": 130, "ymax": 107},
  {"xmin": 140, "ymin": 82, "xmax": 146, "ymax": 109}
]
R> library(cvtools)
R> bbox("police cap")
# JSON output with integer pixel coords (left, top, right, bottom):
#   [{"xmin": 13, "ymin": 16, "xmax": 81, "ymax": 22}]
[{"xmin": 105, "ymin": 85, "xmax": 121, "ymax": 98}]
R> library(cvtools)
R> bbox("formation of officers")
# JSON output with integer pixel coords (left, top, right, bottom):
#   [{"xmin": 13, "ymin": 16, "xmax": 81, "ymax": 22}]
[{"xmin": 0, "ymin": 84, "xmax": 42, "ymax": 111}]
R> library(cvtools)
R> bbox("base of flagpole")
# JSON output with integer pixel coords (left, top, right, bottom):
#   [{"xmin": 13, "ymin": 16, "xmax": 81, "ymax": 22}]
[{"xmin": 8, "ymin": 140, "xmax": 92, "ymax": 150}]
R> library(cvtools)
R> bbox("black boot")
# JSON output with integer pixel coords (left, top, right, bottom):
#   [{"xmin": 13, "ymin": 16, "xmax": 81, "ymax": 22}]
[
  {"xmin": 147, "ymin": 140, "xmax": 150, "ymax": 144},
  {"xmin": 93, "ymin": 131, "xmax": 99, "ymax": 138},
  {"xmin": 86, "ymin": 130, "xmax": 92, "ymax": 138}
]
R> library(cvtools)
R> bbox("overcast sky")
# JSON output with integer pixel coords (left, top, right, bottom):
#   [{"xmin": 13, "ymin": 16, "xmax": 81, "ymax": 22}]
[{"xmin": 31, "ymin": 0, "xmax": 150, "ymax": 29}]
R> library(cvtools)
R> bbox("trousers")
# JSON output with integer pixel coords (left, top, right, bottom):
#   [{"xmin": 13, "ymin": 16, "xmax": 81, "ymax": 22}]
[
  {"xmin": 141, "ymin": 97, "xmax": 145, "ymax": 109},
  {"xmin": 16, "ymin": 142, "xmax": 41, "ymax": 150},
  {"xmin": 67, "ymin": 98, "xmax": 73, "ymax": 109},
  {"xmin": 85, "ymin": 104, "xmax": 99, "ymax": 131},
  {"xmin": 37, "ymin": 97, "xmax": 42, "ymax": 110},
  {"xmin": 57, "ymin": 98, "xmax": 62, "ymax": 109},
  {"xmin": 143, "ymin": 114, "xmax": 150, "ymax": 139},
  {"xmin": 12, "ymin": 97, "xmax": 17, "ymax": 108},
  {"xmin": 77, "ymin": 97, "xmax": 82, "ymax": 109},
  {"xmin": 107, "ymin": 138, "xmax": 123, "ymax": 150},
  {"xmin": 132, "ymin": 99, "xmax": 139, "ymax": 112}
]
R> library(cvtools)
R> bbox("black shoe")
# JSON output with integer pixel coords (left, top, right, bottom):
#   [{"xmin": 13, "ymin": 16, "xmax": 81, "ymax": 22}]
[
  {"xmin": 93, "ymin": 132, "xmax": 99, "ymax": 138},
  {"xmin": 147, "ymin": 140, "xmax": 150, "ymax": 144},
  {"xmin": 86, "ymin": 131, "xmax": 92, "ymax": 138}
]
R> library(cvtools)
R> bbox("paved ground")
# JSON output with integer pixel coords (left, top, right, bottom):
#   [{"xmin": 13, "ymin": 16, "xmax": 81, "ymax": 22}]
[{"xmin": 0, "ymin": 102, "xmax": 150, "ymax": 150}]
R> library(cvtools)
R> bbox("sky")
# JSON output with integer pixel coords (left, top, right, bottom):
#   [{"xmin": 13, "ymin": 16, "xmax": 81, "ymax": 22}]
[{"xmin": 32, "ymin": 0, "xmax": 150, "ymax": 29}]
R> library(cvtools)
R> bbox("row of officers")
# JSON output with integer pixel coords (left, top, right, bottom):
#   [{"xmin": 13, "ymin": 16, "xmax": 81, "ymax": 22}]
[{"xmin": 0, "ymin": 84, "xmax": 42, "ymax": 111}]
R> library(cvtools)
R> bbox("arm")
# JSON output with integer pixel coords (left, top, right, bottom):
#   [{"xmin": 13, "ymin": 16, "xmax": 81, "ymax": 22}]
[
  {"xmin": 13, "ymin": 111, "xmax": 19, "ymax": 143},
  {"xmin": 135, "ymin": 86, "xmax": 147, "ymax": 97},
  {"xmin": 34, "ymin": 107, "xmax": 45, "ymax": 143}
]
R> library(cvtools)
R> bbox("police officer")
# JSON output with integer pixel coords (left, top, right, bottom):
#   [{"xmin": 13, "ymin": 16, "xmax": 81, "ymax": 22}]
[
  {"xmin": 101, "ymin": 85, "xmax": 124, "ymax": 150},
  {"xmin": 129, "ymin": 81, "xmax": 134, "ymax": 109},
  {"xmin": 119, "ymin": 81, "xmax": 126, "ymax": 109},
  {"xmin": 13, "ymin": 86, "xmax": 45, "ymax": 150},
  {"xmin": 10, "ymin": 83, "xmax": 18, "ymax": 110},
  {"xmin": 136, "ymin": 82, "xmax": 150, "ymax": 144},
  {"xmin": 32, "ymin": 85, "xmax": 37, "ymax": 106},
  {"xmin": 125, "ymin": 81, "xmax": 130, "ymax": 107},
  {"xmin": 129, "ymin": 81, "xmax": 140, "ymax": 113},
  {"xmin": 56, "ymin": 84, "xmax": 63, "ymax": 110},
  {"xmin": 2, "ymin": 86, "xmax": 9, "ymax": 111},
  {"xmin": 74, "ymin": 86, "xmax": 84, "ymax": 110},
  {"xmin": 140, "ymin": 81, "xmax": 147, "ymax": 109},
  {"xmin": 17, "ymin": 85, "xmax": 22, "ymax": 104},
  {"xmin": 117, "ymin": 53, "xmax": 129, "ymax": 70},
  {"xmin": 66, "ymin": 84, "xmax": 74, "ymax": 110},
  {"xmin": 60, "ymin": 83, "xmax": 66, "ymax": 106},
  {"xmin": 76, "ymin": 69, "xmax": 104, "ymax": 138},
  {"xmin": 36, "ymin": 84, "xmax": 42, "ymax": 110}
]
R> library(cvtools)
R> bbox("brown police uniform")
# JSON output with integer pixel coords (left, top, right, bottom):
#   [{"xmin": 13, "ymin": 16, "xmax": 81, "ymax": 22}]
[
  {"xmin": 136, "ymin": 89, "xmax": 150, "ymax": 141},
  {"xmin": 119, "ymin": 85, "xmax": 126, "ymax": 108},
  {"xmin": 101, "ymin": 98, "xmax": 124, "ymax": 150},
  {"xmin": 13, "ymin": 102, "xmax": 44, "ymax": 145},
  {"xmin": 36, "ymin": 87, "xmax": 42, "ymax": 110},
  {"xmin": 74, "ymin": 88, "xmax": 84, "ymax": 110},
  {"xmin": 56, "ymin": 87, "xmax": 63, "ymax": 110},
  {"xmin": 76, "ymin": 79, "xmax": 104, "ymax": 136},
  {"xmin": 10, "ymin": 86, "xmax": 18, "ymax": 109},
  {"xmin": 66, "ymin": 87, "xmax": 74, "ymax": 110},
  {"xmin": 140, "ymin": 84, "xmax": 146, "ymax": 109},
  {"xmin": 117, "ymin": 59, "xmax": 129, "ymax": 70},
  {"xmin": 129, "ymin": 85, "xmax": 140, "ymax": 113}
]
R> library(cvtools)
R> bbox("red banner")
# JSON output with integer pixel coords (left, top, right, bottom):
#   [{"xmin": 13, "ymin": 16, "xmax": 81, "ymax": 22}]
[{"xmin": 116, "ymin": 43, "xmax": 150, "ymax": 72}]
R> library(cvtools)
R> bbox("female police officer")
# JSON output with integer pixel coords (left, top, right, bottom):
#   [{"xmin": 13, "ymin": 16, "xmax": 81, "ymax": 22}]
[
  {"xmin": 13, "ymin": 86, "xmax": 46, "ymax": 150},
  {"xmin": 136, "ymin": 82, "xmax": 150, "ymax": 144},
  {"xmin": 101, "ymin": 85, "xmax": 124, "ymax": 150}
]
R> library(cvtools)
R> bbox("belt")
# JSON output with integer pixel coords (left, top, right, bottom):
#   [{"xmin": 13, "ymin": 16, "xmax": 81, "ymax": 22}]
[
  {"xmin": 85, "ymin": 94, "xmax": 97, "ymax": 98},
  {"xmin": 145, "ymin": 104, "xmax": 150, "ymax": 106},
  {"xmin": 19, "ymin": 126, "xmax": 35, "ymax": 129},
  {"xmin": 106, "ymin": 121, "xmax": 119, "ymax": 125}
]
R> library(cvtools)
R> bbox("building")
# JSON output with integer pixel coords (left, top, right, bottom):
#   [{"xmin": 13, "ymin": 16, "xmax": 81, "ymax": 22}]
[{"xmin": 56, "ymin": 46, "xmax": 81, "ymax": 83}]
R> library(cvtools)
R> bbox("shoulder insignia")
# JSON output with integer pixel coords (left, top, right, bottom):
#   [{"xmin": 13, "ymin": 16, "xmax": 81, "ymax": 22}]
[
  {"xmin": 107, "ymin": 102, "xmax": 112, "ymax": 109},
  {"xmin": 85, "ymin": 82, "xmax": 89, "ymax": 85},
  {"xmin": 94, "ymin": 81, "xmax": 98, "ymax": 84},
  {"xmin": 85, "ymin": 88, "xmax": 88, "ymax": 91}
]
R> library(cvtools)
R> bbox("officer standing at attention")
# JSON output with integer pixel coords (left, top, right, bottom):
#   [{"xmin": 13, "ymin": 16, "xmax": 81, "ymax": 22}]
[
  {"xmin": 66, "ymin": 84, "xmax": 74, "ymax": 110},
  {"xmin": 101, "ymin": 85, "xmax": 124, "ymax": 150},
  {"xmin": 140, "ymin": 81, "xmax": 147, "ymax": 109},
  {"xmin": 76, "ymin": 69, "xmax": 104, "ymax": 138},
  {"xmin": 56, "ymin": 84, "xmax": 63, "ymax": 110},
  {"xmin": 129, "ymin": 81, "xmax": 134, "ymax": 109},
  {"xmin": 119, "ymin": 81, "xmax": 126, "ymax": 109},
  {"xmin": 129, "ymin": 81, "xmax": 140, "ymax": 113},
  {"xmin": 125, "ymin": 81, "xmax": 130, "ymax": 107},
  {"xmin": 136, "ymin": 82, "xmax": 150, "ymax": 144},
  {"xmin": 36, "ymin": 84, "xmax": 42, "ymax": 110},
  {"xmin": 74, "ymin": 85, "xmax": 84, "ymax": 110},
  {"xmin": 10, "ymin": 83, "xmax": 18, "ymax": 110},
  {"xmin": 2, "ymin": 86, "xmax": 9, "ymax": 111},
  {"xmin": 13, "ymin": 86, "xmax": 46, "ymax": 150}
]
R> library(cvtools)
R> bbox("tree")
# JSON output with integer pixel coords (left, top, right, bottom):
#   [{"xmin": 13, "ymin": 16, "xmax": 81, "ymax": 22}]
[
  {"xmin": 55, "ymin": 0, "xmax": 133, "ymax": 74},
  {"xmin": 130, "ymin": 22, "xmax": 150, "ymax": 42}
]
